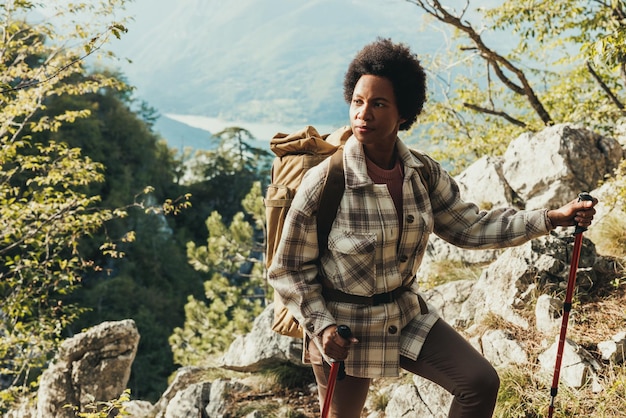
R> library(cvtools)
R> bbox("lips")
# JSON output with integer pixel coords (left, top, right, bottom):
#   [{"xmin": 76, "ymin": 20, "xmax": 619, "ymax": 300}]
[{"xmin": 354, "ymin": 125, "xmax": 372, "ymax": 134}]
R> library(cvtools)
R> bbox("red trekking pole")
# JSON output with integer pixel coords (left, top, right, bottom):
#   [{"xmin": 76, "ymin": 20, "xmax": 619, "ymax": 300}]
[
  {"xmin": 321, "ymin": 325, "xmax": 352, "ymax": 418},
  {"xmin": 547, "ymin": 192, "xmax": 594, "ymax": 418}
]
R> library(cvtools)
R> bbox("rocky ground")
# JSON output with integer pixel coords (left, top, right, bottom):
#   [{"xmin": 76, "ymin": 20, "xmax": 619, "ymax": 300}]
[{"xmin": 225, "ymin": 386, "xmax": 320, "ymax": 417}]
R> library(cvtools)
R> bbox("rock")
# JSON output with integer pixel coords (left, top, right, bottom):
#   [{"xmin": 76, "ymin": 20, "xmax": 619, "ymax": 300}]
[
  {"xmin": 384, "ymin": 377, "xmax": 452, "ymax": 418},
  {"xmin": 36, "ymin": 319, "xmax": 139, "ymax": 418},
  {"xmin": 421, "ymin": 280, "xmax": 474, "ymax": 324},
  {"xmin": 458, "ymin": 232, "xmax": 597, "ymax": 329},
  {"xmin": 122, "ymin": 400, "xmax": 154, "ymax": 418},
  {"xmin": 220, "ymin": 303, "xmax": 304, "ymax": 371},
  {"xmin": 535, "ymin": 294, "xmax": 562, "ymax": 335},
  {"xmin": 204, "ymin": 379, "xmax": 250, "ymax": 418},
  {"xmin": 455, "ymin": 155, "xmax": 514, "ymax": 210},
  {"xmin": 598, "ymin": 332, "xmax": 626, "ymax": 364},
  {"xmin": 153, "ymin": 367, "xmax": 208, "ymax": 418},
  {"xmin": 480, "ymin": 329, "xmax": 528, "ymax": 367},
  {"xmin": 538, "ymin": 338, "xmax": 601, "ymax": 389},
  {"xmin": 163, "ymin": 382, "xmax": 211, "ymax": 418},
  {"xmin": 502, "ymin": 123, "xmax": 622, "ymax": 209},
  {"xmin": 423, "ymin": 235, "xmax": 502, "ymax": 266}
]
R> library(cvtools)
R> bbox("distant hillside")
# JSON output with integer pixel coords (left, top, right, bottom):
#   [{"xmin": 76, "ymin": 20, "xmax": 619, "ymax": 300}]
[
  {"xmin": 153, "ymin": 116, "xmax": 214, "ymax": 152},
  {"xmin": 110, "ymin": 0, "xmax": 442, "ymax": 127}
]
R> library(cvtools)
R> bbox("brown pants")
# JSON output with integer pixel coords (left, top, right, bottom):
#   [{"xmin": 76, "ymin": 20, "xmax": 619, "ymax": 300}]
[{"xmin": 310, "ymin": 319, "xmax": 500, "ymax": 418}]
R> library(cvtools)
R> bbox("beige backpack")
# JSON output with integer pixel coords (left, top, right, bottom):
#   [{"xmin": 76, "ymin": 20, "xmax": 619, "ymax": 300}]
[{"xmin": 264, "ymin": 125, "xmax": 351, "ymax": 338}]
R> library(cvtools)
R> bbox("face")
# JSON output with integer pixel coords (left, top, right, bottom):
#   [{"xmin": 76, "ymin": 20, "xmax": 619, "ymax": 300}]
[{"xmin": 349, "ymin": 74, "xmax": 406, "ymax": 151}]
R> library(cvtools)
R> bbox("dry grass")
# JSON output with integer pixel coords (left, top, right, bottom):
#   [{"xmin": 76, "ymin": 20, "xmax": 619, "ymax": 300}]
[
  {"xmin": 419, "ymin": 258, "xmax": 486, "ymax": 289},
  {"xmin": 491, "ymin": 210, "xmax": 626, "ymax": 417}
]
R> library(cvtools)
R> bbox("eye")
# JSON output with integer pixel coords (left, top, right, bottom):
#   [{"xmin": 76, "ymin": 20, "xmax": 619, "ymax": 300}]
[{"xmin": 352, "ymin": 98, "xmax": 363, "ymax": 105}]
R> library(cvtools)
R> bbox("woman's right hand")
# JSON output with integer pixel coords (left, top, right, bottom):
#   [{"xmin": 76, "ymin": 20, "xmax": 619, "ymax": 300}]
[{"xmin": 321, "ymin": 325, "xmax": 358, "ymax": 361}]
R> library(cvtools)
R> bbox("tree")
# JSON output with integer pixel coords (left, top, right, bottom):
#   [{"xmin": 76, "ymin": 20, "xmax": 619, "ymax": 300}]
[
  {"xmin": 175, "ymin": 127, "xmax": 272, "ymax": 243},
  {"xmin": 169, "ymin": 183, "xmax": 266, "ymax": 367},
  {"xmin": 49, "ymin": 83, "xmax": 199, "ymax": 401},
  {"xmin": 0, "ymin": 0, "xmax": 134, "ymax": 410},
  {"xmin": 406, "ymin": 0, "xmax": 626, "ymax": 172}
]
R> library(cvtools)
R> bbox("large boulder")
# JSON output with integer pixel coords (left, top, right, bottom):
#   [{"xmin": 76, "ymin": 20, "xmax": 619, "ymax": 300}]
[
  {"xmin": 220, "ymin": 303, "xmax": 304, "ymax": 372},
  {"xmin": 457, "ymin": 232, "xmax": 598, "ymax": 329},
  {"xmin": 36, "ymin": 319, "xmax": 139, "ymax": 418},
  {"xmin": 502, "ymin": 123, "xmax": 622, "ymax": 209},
  {"xmin": 455, "ymin": 155, "xmax": 513, "ymax": 210}
]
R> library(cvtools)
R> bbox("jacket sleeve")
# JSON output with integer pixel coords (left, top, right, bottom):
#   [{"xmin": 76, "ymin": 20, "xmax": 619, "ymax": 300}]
[
  {"xmin": 267, "ymin": 163, "xmax": 336, "ymax": 338},
  {"xmin": 422, "ymin": 155, "xmax": 552, "ymax": 248}
]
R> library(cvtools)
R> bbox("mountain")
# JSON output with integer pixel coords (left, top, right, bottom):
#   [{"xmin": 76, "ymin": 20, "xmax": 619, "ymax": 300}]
[{"xmin": 111, "ymin": 0, "xmax": 439, "ymax": 127}]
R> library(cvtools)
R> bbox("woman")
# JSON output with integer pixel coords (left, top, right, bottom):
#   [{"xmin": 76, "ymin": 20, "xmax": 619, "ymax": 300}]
[{"xmin": 267, "ymin": 38, "xmax": 597, "ymax": 418}]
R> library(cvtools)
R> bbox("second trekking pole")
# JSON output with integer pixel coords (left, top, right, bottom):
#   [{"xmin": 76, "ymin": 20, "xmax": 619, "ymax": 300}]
[
  {"xmin": 547, "ymin": 192, "xmax": 594, "ymax": 418},
  {"xmin": 321, "ymin": 325, "xmax": 352, "ymax": 418}
]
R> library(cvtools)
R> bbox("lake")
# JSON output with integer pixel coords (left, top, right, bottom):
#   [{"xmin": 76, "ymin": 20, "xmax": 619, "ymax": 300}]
[{"xmin": 159, "ymin": 113, "xmax": 345, "ymax": 152}]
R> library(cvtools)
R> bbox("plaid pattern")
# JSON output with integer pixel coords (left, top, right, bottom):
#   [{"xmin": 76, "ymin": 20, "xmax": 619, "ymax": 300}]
[{"xmin": 268, "ymin": 136, "xmax": 552, "ymax": 378}]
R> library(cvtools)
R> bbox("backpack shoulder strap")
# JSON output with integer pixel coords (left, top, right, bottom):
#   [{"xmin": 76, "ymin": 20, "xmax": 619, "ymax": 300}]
[{"xmin": 316, "ymin": 148, "xmax": 344, "ymax": 258}]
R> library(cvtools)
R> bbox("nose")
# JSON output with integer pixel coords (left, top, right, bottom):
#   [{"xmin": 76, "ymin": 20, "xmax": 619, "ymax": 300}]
[{"xmin": 357, "ymin": 102, "xmax": 373, "ymax": 121}]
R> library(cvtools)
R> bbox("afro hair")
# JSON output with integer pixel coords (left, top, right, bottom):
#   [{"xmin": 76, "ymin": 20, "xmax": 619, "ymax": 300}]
[{"xmin": 343, "ymin": 38, "xmax": 427, "ymax": 131}]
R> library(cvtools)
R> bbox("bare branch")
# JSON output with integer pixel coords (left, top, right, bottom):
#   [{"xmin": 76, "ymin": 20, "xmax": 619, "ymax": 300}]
[
  {"xmin": 586, "ymin": 60, "xmax": 625, "ymax": 110},
  {"xmin": 406, "ymin": 0, "xmax": 553, "ymax": 126},
  {"xmin": 0, "ymin": 199, "xmax": 80, "ymax": 256},
  {"xmin": 462, "ymin": 102, "xmax": 528, "ymax": 128},
  {"xmin": 0, "ymin": 42, "xmax": 103, "ymax": 95}
]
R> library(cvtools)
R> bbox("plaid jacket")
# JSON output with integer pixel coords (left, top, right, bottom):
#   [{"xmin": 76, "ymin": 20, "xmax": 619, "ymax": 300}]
[{"xmin": 268, "ymin": 135, "xmax": 553, "ymax": 378}]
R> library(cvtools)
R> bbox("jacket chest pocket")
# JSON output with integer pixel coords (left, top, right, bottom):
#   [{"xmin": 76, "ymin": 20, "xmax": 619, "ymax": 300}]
[{"xmin": 326, "ymin": 231, "xmax": 377, "ymax": 292}]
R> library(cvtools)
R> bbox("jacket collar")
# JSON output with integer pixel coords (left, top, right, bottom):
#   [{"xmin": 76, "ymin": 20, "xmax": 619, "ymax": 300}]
[{"xmin": 343, "ymin": 135, "xmax": 424, "ymax": 189}]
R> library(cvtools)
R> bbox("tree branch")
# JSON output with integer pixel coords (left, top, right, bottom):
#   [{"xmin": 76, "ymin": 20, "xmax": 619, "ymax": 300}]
[
  {"xmin": 586, "ymin": 60, "xmax": 625, "ymax": 110},
  {"xmin": 462, "ymin": 102, "xmax": 528, "ymax": 128},
  {"xmin": 407, "ymin": 0, "xmax": 554, "ymax": 125}
]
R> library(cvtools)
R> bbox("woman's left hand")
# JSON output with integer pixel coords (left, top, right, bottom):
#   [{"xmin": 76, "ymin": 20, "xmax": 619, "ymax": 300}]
[{"xmin": 547, "ymin": 195, "xmax": 598, "ymax": 229}]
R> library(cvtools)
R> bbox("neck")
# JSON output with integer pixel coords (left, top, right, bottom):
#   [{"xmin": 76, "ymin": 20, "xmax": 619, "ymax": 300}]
[{"xmin": 364, "ymin": 144, "xmax": 397, "ymax": 169}]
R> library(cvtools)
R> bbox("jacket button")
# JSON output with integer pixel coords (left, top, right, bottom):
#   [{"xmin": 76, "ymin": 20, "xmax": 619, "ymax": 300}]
[
  {"xmin": 399, "ymin": 254, "xmax": 408, "ymax": 263},
  {"xmin": 388, "ymin": 325, "xmax": 398, "ymax": 334},
  {"xmin": 407, "ymin": 214, "xmax": 415, "ymax": 223},
  {"xmin": 307, "ymin": 324, "xmax": 315, "ymax": 332}
]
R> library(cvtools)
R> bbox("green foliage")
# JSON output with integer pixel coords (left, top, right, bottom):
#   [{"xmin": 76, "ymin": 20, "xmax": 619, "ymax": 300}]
[
  {"xmin": 409, "ymin": 0, "xmax": 626, "ymax": 172},
  {"xmin": 30, "ymin": 65, "xmax": 202, "ymax": 402},
  {"xmin": 0, "ymin": 0, "xmax": 134, "ymax": 411},
  {"xmin": 26, "ymin": 67, "xmax": 198, "ymax": 403},
  {"xmin": 173, "ymin": 127, "xmax": 272, "ymax": 243},
  {"xmin": 64, "ymin": 389, "xmax": 131, "ymax": 418},
  {"xmin": 170, "ymin": 183, "xmax": 266, "ymax": 366},
  {"xmin": 0, "ymin": 140, "xmax": 110, "ymax": 385},
  {"xmin": 605, "ymin": 159, "xmax": 626, "ymax": 209}
]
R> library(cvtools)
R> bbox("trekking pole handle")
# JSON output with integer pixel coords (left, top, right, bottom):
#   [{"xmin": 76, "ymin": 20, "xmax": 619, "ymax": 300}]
[
  {"xmin": 335, "ymin": 325, "xmax": 352, "ymax": 380},
  {"xmin": 336, "ymin": 325, "xmax": 352, "ymax": 339},
  {"xmin": 574, "ymin": 192, "xmax": 594, "ymax": 235}
]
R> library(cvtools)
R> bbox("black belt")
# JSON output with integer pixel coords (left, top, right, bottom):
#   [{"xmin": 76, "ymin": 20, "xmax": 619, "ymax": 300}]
[{"xmin": 322, "ymin": 287, "xmax": 408, "ymax": 306}]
